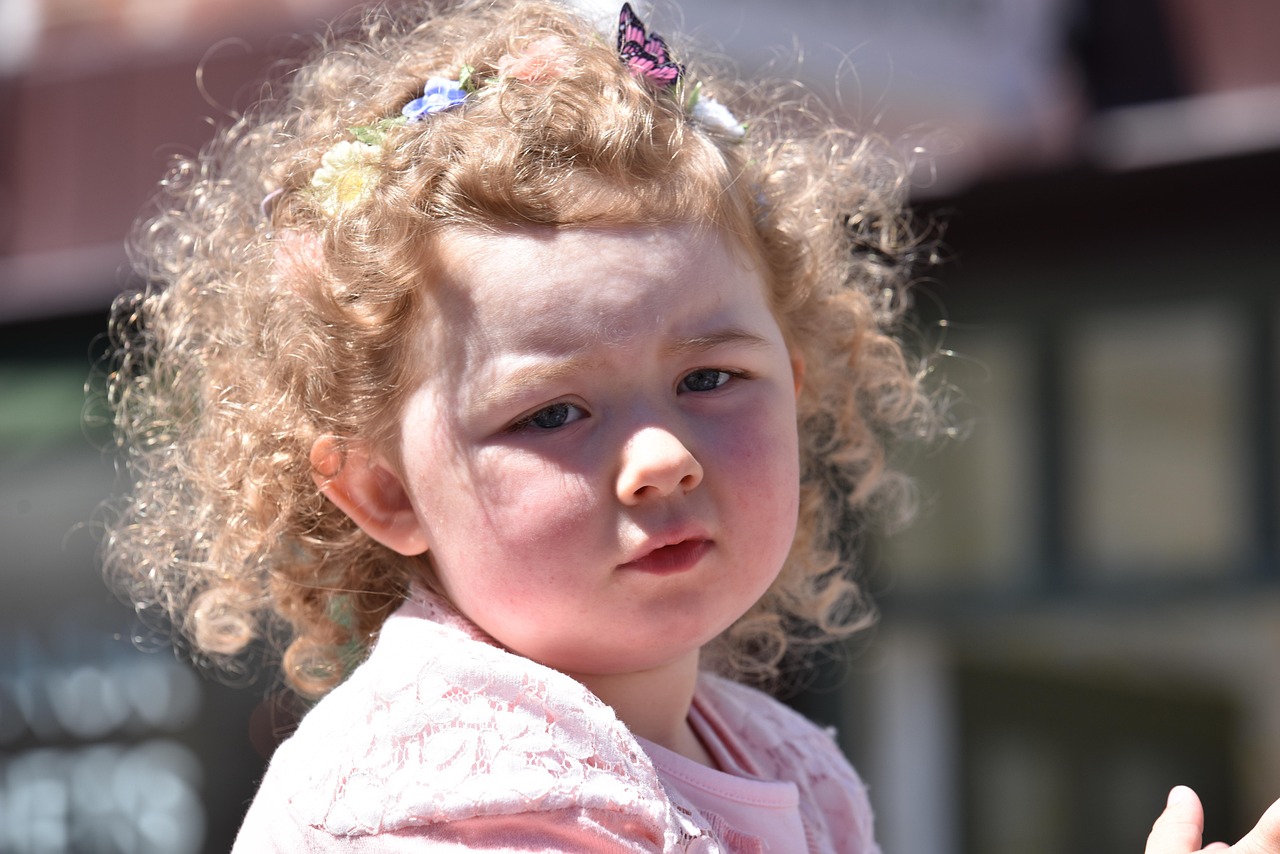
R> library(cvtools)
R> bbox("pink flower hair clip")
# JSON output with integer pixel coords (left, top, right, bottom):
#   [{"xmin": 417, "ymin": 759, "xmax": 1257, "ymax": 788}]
[{"xmin": 497, "ymin": 35, "xmax": 574, "ymax": 84}]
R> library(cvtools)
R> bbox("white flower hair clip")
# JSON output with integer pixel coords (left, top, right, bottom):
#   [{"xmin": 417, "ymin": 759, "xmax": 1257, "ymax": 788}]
[
  {"xmin": 311, "ymin": 139, "xmax": 384, "ymax": 217},
  {"xmin": 684, "ymin": 82, "xmax": 745, "ymax": 139}
]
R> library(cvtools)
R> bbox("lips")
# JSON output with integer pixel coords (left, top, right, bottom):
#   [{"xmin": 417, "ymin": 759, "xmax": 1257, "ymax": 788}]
[{"xmin": 618, "ymin": 538, "xmax": 712, "ymax": 574}]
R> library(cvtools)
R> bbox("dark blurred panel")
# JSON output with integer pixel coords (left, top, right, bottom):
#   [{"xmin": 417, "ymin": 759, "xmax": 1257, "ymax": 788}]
[
  {"xmin": 0, "ymin": 311, "xmax": 268, "ymax": 853},
  {"xmin": 1070, "ymin": 0, "xmax": 1188, "ymax": 109}
]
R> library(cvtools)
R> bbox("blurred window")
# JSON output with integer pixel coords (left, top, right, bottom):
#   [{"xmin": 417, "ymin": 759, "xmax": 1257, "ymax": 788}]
[{"xmin": 1064, "ymin": 303, "xmax": 1248, "ymax": 577}]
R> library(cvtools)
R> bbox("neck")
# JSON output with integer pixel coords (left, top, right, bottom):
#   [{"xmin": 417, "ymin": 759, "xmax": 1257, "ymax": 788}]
[{"xmin": 569, "ymin": 650, "xmax": 716, "ymax": 768}]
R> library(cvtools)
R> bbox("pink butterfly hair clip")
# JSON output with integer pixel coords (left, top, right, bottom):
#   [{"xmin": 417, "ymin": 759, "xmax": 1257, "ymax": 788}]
[{"xmin": 617, "ymin": 3, "xmax": 682, "ymax": 89}]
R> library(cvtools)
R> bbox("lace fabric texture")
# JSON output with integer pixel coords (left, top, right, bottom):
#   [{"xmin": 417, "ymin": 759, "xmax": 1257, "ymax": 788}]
[
  {"xmin": 250, "ymin": 590, "xmax": 877, "ymax": 852},
  {"xmin": 290, "ymin": 594, "xmax": 674, "ymax": 831}
]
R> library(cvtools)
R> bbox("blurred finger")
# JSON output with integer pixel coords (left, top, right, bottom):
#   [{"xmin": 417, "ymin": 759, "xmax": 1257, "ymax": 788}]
[{"xmin": 1146, "ymin": 786, "xmax": 1205, "ymax": 854}]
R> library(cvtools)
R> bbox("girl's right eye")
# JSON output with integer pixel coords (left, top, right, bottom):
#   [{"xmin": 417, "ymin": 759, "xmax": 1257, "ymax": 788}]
[{"xmin": 511, "ymin": 402, "xmax": 586, "ymax": 431}]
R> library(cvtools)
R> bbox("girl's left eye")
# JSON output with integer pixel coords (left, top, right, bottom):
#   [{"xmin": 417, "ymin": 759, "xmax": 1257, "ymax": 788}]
[
  {"xmin": 680, "ymin": 369, "xmax": 734, "ymax": 393},
  {"xmin": 512, "ymin": 402, "xmax": 586, "ymax": 431}
]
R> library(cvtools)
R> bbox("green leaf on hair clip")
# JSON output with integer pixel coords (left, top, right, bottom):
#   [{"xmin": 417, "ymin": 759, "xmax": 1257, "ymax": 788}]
[
  {"xmin": 458, "ymin": 64, "xmax": 480, "ymax": 94},
  {"xmin": 350, "ymin": 117, "xmax": 406, "ymax": 147},
  {"xmin": 684, "ymin": 79, "xmax": 703, "ymax": 111},
  {"xmin": 351, "ymin": 125, "xmax": 383, "ymax": 146}
]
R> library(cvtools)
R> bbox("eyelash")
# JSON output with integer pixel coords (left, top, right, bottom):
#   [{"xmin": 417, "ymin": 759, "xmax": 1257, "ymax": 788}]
[
  {"xmin": 508, "ymin": 368, "xmax": 747, "ymax": 432},
  {"xmin": 510, "ymin": 401, "xmax": 587, "ymax": 432},
  {"xmin": 679, "ymin": 368, "xmax": 742, "ymax": 393}
]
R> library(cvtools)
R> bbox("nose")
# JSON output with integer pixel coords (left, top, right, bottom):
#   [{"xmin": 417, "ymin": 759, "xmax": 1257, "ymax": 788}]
[{"xmin": 616, "ymin": 425, "xmax": 704, "ymax": 504}]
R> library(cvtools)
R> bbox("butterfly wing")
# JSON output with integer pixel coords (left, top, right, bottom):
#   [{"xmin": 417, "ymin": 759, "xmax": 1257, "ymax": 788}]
[
  {"xmin": 617, "ymin": 3, "xmax": 648, "ymax": 55},
  {"xmin": 644, "ymin": 31, "xmax": 670, "ymax": 65},
  {"xmin": 641, "ymin": 59, "xmax": 682, "ymax": 87},
  {"xmin": 616, "ymin": 3, "xmax": 682, "ymax": 88}
]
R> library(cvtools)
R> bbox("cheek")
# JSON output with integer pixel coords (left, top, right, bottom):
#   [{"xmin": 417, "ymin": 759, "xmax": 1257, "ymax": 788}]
[
  {"xmin": 432, "ymin": 451, "xmax": 601, "ymax": 562},
  {"xmin": 415, "ymin": 455, "xmax": 600, "ymax": 625},
  {"xmin": 719, "ymin": 403, "xmax": 800, "ymax": 490},
  {"xmin": 714, "ymin": 406, "xmax": 802, "ymax": 548}
]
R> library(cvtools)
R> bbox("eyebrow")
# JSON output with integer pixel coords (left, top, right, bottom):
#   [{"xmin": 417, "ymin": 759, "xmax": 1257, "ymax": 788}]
[
  {"xmin": 474, "ymin": 326, "xmax": 773, "ymax": 411},
  {"xmin": 661, "ymin": 327, "xmax": 773, "ymax": 357},
  {"xmin": 472, "ymin": 358, "xmax": 595, "ymax": 411}
]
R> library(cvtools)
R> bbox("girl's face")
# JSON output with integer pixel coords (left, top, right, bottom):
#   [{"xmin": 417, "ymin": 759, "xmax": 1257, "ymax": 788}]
[{"xmin": 364, "ymin": 225, "xmax": 801, "ymax": 681}]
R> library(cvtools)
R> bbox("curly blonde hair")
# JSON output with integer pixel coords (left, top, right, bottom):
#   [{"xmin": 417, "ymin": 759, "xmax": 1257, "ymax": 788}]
[{"xmin": 104, "ymin": 0, "xmax": 935, "ymax": 698}]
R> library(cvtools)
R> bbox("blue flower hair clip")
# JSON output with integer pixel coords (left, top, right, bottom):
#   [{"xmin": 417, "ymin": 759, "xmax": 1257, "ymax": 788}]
[{"xmin": 401, "ymin": 76, "xmax": 469, "ymax": 121}]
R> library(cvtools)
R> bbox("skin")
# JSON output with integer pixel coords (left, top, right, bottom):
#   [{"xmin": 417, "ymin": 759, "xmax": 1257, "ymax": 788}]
[
  {"xmin": 316, "ymin": 224, "xmax": 803, "ymax": 764},
  {"xmin": 1146, "ymin": 787, "xmax": 1280, "ymax": 854}
]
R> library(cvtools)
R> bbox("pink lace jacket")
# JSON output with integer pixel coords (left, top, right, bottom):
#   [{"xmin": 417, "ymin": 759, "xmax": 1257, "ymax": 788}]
[{"xmin": 232, "ymin": 592, "xmax": 880, "ymax": 852}]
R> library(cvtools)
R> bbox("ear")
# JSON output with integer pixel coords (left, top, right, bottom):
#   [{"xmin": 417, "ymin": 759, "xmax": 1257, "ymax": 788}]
[
  {"xmin": 310, "ymin": 435, "xmax": 429, "ymax": 556},
  {"xmin": 790, "ymin": 351, "xmax": 806, "ymax": 398}
]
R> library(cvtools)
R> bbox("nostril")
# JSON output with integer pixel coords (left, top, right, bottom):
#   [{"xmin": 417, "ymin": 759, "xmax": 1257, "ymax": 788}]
[{"xmin": 677, "ymin": 459, "xmax": 704, "ymax": 493}]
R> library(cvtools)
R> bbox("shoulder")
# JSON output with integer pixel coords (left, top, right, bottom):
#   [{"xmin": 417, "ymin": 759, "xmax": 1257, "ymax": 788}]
[
  {"xmin": 244, "ymin": 594, "xmax": 674, "ymax": 840},
  {"xmin": 696, "ymin": 674, "xmax": 881, "ymax": 853}
]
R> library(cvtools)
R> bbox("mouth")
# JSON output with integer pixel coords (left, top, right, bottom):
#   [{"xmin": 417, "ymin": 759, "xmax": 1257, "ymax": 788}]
[{"xmin": 618, "ymin": 538, "xmax": 712, "ymax": 575}]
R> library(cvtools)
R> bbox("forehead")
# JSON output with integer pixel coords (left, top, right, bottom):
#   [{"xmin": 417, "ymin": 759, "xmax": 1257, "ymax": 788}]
[{"xmin": 431, "ymin": 225, "xmax": 770, "ymax": 352}]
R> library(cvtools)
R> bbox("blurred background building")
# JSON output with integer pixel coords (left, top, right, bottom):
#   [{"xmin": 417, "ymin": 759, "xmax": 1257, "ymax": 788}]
[{"xmin": 2, "ymin": 0, "xmax": 1278, "ymax": 851}]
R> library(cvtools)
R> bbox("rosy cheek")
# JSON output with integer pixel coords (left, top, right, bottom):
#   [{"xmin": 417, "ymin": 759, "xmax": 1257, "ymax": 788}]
[
  {"xmin": 469, "ymin": 456, "xmax": 598, "ymax": 557},
  {"xmin": 726, "ymin": 413, "xmax": 797, "ymax": 478},
  {"xmin": 717, "ymin": 409, "xmax": 801, "ymax": 532}
]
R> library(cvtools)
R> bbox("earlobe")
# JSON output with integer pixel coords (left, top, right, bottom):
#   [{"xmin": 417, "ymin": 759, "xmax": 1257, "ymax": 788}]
[{"xmin": 310, "ymin": 436, "xmax": 429, "ymax": 556}]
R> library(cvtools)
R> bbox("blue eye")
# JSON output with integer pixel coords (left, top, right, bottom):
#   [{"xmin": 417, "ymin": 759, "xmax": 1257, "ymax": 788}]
[
  {"xmin": 514, "ymin": 402, "xmax": 586, "ymax": 431},
  {"xmin": 680, "ymin": 369, "xmax": 733, "ymax": 393}
]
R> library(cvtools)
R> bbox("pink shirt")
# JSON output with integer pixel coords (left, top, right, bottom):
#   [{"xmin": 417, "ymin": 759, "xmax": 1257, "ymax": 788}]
[
  {"xmin": 638, "ymin": 697, "xmax": 810, "ymax": 852},
  {"xmin": 233, "ymin": 592, "xmax": 880, "ymax": 852}
]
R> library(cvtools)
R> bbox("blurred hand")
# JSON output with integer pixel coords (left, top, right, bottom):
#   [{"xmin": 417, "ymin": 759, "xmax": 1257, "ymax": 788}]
[{"xmin": 1146, "ymin": 786, "xmax": 1280, "ymax": 854}]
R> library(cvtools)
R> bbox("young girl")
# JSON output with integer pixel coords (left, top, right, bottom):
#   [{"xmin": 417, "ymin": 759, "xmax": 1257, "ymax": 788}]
[{"xmin": 104, "ymin": 0, "xmax": 1280, "ymax": 851}]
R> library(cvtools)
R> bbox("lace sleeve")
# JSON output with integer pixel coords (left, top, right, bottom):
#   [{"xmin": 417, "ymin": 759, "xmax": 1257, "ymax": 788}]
[{"xmin": 235, "ymin": 802, "xmax": 669, "ymax": 852}]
